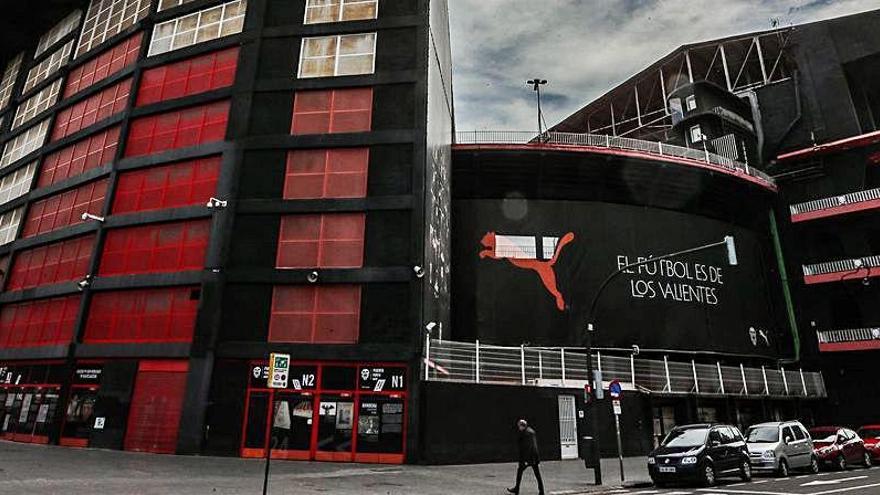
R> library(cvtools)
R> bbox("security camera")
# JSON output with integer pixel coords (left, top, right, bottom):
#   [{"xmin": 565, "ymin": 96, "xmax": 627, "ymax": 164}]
[
  {"xmin": 81, "ymin": 212, "xmax": 105, "ymax": 222},
  {"xmin": 425, "ymin": 322, "xmax": 437, "ymax": 333},
  {"xmin": 631, "ymin": 345, "xmax": 640, "ymax": 356},
  {"xmin": 307, "ymin": 271, "xmax": 319, "ymax": 283},
  {"xmin": 206, "ymin": 197, "xmax": 227, "ymax": 209},
  {"xmin": 77, "ymin": 275, "xmax": 92, "ymax": 291},
  {"xmin": 413, "ymin": 265, "xmax": 425, "ymax": 278}
]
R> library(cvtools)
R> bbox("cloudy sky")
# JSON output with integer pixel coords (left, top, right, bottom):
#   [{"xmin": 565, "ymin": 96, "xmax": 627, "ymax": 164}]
[{"xmin": 448, "ymin": 0, "xmax": 880, "ymax": 131}]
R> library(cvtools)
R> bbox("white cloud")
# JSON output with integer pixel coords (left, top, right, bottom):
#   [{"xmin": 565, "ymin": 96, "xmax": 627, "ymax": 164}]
[{"xmin": 449, "ymin": 0, "xmax": 880, "ymax": 130}]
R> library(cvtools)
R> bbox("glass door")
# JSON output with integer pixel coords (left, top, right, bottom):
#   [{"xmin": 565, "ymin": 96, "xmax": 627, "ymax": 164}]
[
  {"xmin": 32, "ymin": 388, "xmax": 59, "ymax": 443},
  {"xmin": 354, "ymin": 395, "xmax": 405, "ymax": 464},
  {"xmin": 241, "ymin": 391, "xmax": 270, "ymax": 458},
  {"xmin": 314, "ymin": 394, "xmax": 355, "ymax": 462},
  {"xmin": 61, "ymin": 386, "xmax": 98, "ymax": 447},
  {"xmin": 270, "ymin": 392, "xmax": 315, "ymax": 460}
]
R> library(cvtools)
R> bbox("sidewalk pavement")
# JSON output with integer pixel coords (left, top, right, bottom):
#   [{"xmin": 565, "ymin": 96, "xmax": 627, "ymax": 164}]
[{"xmin": 0, "ymin": 440, "xmax": 651, "ymax": 495}]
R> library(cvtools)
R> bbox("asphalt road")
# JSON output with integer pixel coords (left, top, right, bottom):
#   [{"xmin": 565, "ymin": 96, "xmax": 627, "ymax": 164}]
[{"xmin": 609, "ymin": 465, "xmax": 880, "ymax": 495}]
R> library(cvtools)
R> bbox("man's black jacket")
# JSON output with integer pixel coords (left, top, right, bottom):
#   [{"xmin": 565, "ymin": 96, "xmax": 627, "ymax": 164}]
[{"xmin": 518, "ymin": 426, "xmax": 540, "ymax": 465}]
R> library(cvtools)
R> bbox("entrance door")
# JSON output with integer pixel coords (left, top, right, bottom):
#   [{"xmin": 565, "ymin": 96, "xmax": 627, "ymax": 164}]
[
  {"xmin": 270, "ymin": 392, "xmax": 315, "ymax": 460},
  {"xmin": 124, "ymin": 361, "xmax": 188, "ymax": 454},
  {"xmin": 557, "ymin": 395, "xmax": 578, "ymax": 459},
  {"xmin": 315, "ymin": 394, "xmax": 356, "ymax": 462}
]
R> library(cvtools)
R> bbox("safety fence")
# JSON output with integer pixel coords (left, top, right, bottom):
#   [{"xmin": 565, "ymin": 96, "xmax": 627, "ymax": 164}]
[
  {"xmin": 817, "ymin": 327, "xmax": 880, "ymax": 344},
  {"xmin": 454, "ymin": 130, "xmax": 775, "ymax": 187},
  {"xmin": 790, "ymin": 187, "xmax": 880, "ymax": 216},
  {"xmin": 423, "ymin": 339, "xmax": 826, "ymax": 399},
  {"xmin": 802, "ymin": 255, "xmax": 880, "ymax": 277}
]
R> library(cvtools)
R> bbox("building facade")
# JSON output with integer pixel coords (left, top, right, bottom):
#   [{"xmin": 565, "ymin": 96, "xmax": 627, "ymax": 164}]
[{"xmin": 0, "ymin": 0, "xmax": 452, "ymax": 463}]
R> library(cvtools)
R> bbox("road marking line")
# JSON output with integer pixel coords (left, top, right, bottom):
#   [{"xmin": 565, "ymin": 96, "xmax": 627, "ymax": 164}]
[
  {"xmin": 810, "ymin": 482, "xmax": 880, "ymax": 495},
  {"xmin": 752, "ymin": 480, "xmax": 768, "ymax": 483},
  {"xmin": 801, "ymin": 475, "xmax": 868, "ymax": 487},
  {"xmin": 697, "ymin": 489, "xmax": 792, "ymax": 495}
]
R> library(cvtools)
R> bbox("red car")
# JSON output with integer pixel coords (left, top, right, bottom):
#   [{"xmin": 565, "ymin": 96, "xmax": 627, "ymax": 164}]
[
  {"xmin": 809, "ymin": 427, "xmax": 872, "ymax": 470},
  {"xmin": 858, "ymin": 425, "xmax": 880, "ymax": 461}
]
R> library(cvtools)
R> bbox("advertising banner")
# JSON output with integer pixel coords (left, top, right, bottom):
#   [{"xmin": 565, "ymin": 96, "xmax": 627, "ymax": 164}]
[{"xmin": 453, "ymin": 199, "xmax": 786, "ymax": 357}]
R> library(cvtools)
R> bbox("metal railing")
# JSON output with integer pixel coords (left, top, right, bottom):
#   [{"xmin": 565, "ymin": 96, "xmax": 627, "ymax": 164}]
[
  {"xmin": 803, "ymin": 255, "xmax": 880, "ymax": 277},
  {"xmin": 817, "ymin": 328, "xmax": 880, "ymax": 344},
  {"xmin": 423, "ymin": 339, "xmax": 826, "ymax": 399},
  {"xmin": 790, "ymin": 187, "xmax": 880, "ymax": 216},
  {"xmin": 454, "ymin": 130, "xmax": 776, "ymax": 187}
]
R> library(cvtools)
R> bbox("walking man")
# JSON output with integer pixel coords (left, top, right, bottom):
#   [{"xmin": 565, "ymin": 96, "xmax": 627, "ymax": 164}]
[{"xmin": 508, "ymin": 419, "xmax": 545, "ymax": 495}]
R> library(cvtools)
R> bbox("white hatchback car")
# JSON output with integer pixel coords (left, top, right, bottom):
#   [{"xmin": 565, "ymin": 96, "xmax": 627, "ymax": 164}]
[{"xmin": 745, "ymin": 421, "xmax": 818, "ymax": 476}]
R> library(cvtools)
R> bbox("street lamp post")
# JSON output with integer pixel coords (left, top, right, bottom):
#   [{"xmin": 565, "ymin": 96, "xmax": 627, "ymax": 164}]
[
  {"xmin": 582, "ymin": 236, "xmax": 737, "ymax": 485},
  {"xmin": 527, "ymin": 78, "xmax": 548, "ymax": 139}
]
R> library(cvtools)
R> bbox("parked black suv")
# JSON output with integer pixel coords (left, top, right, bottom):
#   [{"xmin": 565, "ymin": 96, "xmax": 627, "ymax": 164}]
[{"xmin": 648, "ymin": 423, "xmax": 752, "ymax": 487}]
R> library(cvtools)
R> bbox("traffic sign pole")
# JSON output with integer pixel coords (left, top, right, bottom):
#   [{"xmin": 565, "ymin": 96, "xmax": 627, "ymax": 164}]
[
  {"xmin": 264, "ymin": 353, "xmax": 291, "ymax": 495},
  {"xmin": 609, "ymin": 380, "xmax": 624, "ymax": 483}
]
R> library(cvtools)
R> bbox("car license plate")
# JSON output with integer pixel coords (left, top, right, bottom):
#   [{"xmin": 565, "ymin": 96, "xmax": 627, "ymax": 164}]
[{"xmin": 659, "ymin": 466, "xmax": 676, "ymax": 473}]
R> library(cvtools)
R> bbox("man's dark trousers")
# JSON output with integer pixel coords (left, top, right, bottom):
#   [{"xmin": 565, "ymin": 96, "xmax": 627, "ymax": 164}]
[{"xmin": 513, "ymin": 461, "xmax": 545, "ymax": 494}]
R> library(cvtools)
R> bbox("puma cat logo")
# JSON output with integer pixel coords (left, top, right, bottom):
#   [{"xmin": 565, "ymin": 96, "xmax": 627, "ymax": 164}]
[{"xmin": 479, "ymin": 232, "xmax": 575, "ymax": 311}]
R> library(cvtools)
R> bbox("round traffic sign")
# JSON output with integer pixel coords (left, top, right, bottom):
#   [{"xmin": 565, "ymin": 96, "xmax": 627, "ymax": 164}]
[{"xmin": 608, "ymin": 379, "xmax": 622, "ymax": 399}]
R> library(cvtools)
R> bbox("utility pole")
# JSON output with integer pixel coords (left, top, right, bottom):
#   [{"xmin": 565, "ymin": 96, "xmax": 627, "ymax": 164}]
[{"xmin": 527, "ymin": 78, "xmax": 548, "ymax": 139}]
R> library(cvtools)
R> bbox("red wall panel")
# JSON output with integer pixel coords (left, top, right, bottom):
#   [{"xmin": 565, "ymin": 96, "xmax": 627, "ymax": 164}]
[
  {"xmin": 64, "ymin": 33, "xmax": 143, "ymax": 98},
  {"xmin": 269, "ymin": 285, "xmax": 361, "ymax": 343},
  {"xmin": 284, "ymin": 148, "xmax": 368, "ymax": 199},
  {"xmin": 22, "ymin": 179, "xmax": 109, "ymax": 238},
  {"xmin": 52, "ymin": 79, "xmax": 132, "ymax": 142},
  {"xmin": 6, "ymin": 234, "xmax": 96, "ymax": 290},
  {"xmin": 112, "ymin": 156, "xmax": 220, "ymax": 214},
  {"xmin": 83, "ymin": 286, "xmax": 200, "ymax": 344},
  {"xmin": 136, "ymin": 47, "xmax": 239, "ymax": 106},
  {"xmin": 277, "ymin": 213, "xmax": 365, "ymax": 269},
  {"xmin": 38, "ymin": 126, "xmax": 120, "ymax": 188},
  {"xmin": 291, "ymin": 88, "xmax": 372, "ymax": 135},
  {"xmin": 124, "ymin": 100, "xmax": 230, "ymax": 157},
  {"xmin": 124, "ymin": 362, "xmax": 188, "ymax": 454},
  {"xmin": 0, "ymin": 295, "xmax": 81, "ymax": 348},
  {"xmin": 99, "ymin": 219, "xmax": 210, "ymax": 276}
]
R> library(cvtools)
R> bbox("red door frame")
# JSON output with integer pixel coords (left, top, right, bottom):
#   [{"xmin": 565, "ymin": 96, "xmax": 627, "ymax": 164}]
[{"xmin": 239, "ymin": 360, "xmax": 407, "ymax": 464}]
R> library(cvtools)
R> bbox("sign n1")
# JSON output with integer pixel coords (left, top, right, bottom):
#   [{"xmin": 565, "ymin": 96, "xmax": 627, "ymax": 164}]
[{"xmin": 268, "ymin": 353, "xmax": 290, "ymax": 389}]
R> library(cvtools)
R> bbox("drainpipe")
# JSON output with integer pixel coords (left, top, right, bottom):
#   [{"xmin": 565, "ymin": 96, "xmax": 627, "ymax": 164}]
[{"xmin": 769, "ymin": 210, "xmax": 800, "ymax": 362}]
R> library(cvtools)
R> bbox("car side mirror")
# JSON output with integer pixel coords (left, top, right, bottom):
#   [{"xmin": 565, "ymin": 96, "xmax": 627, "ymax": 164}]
[
  {"xmin": 709, "ymin": 440, "xmax": 720, "ymax": 447},
  {"xmin": 784, "ymin": 436, "xmax": 792, "ymax": 444}
]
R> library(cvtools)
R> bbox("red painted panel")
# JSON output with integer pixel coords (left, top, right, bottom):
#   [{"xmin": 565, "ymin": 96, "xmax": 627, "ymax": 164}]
[
  {"xmin": 136, "ymin": 47, "xmax": 239, "ymax": 106},
  {"xmin": 804, "ymin": 266, "xmax": 880, "ymax": 285},
  {"xmin": 0, "ymin": 295, "xmax": 81, "ymax": 348},
  {"xmin": 291, "ymin": 88, "xmax": 372, "ymax": 135},
  {"xmin": 7, "ymin": 234, "xmax": 96, "ymax": 290},
  {"xmin": 269, "ymin": 285, "xmax": 361, "ymax": 343},
  {"xmin": 277, "ymin": 213, "xmax": 365, "ymax": 269},
  {"xmin": 83, "ymin": 286, "xmax": 200, "ymax": 343},
  {"xmin": 52, "ymin": 79, "xmax": 132, "ymax": 142},
  {"xmin": 819, "ymin": 340, "xmax": 880, "ymax": 352},
  {"xmin": 124, "ymin": 100, "xmax": 230, "ymax": 157},
  {"xmin": 22, "ymin": 179, "xmax": 109, "ymax": 238},
  {"xmin": 284, "ymin": 148, "xmax": 368, "ymax": 199},
  {"xmin": 99, "ymin": 219, "xmax": 210, "ymax": 276},
  {"xmin": 64, "ymin": 33, "xmax": 143, "ymax": 98},
  {"xmin": 124, "ymin": 363, "xmax": 188, "ymax": 454},
  {"xmin": 112, "ymin": 156, "xmax": 220, "ymax": 214},
  {"xmin": 38, "ymin": 126, "xmax": 120, "ymax": 188}
]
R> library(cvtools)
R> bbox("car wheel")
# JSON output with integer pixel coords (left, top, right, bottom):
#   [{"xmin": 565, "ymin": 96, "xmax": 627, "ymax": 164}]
[
  {"xmin": 778, "ymin": 459, "xmax": 789, "ymax": 478},
  {"xmin": 701, "ymin": 462, "xmax": 716, "ymax": 487},
  {"xmin": 740, "ymin": 459, "xmax": 752, "ymax": 481},
  {"xmin": 809, "ymin": 456, "xmax": 820, "ymax": 474},
  {"xmin": 837, "ymin": 455, "xmax": 847, "ymax": 471},
  {"xmin": 864, "ymin": 452, "xmax": 872, "ymax": 468}
]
